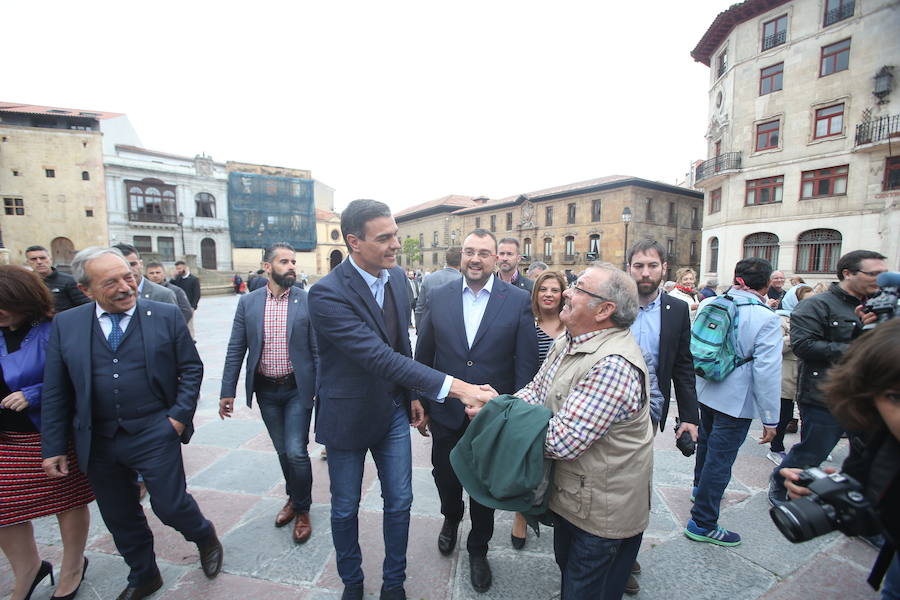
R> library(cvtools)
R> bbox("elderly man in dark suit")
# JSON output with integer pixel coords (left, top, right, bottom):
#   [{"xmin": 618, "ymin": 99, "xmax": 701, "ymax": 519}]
[
  {"xmin": 219, "ymin": 243, "xmax": 318, "ymax": 544},
  {"xmin": 413, "ymin": 229, "xmax": 538, "ymax": 593},
  {"xmin": 308, "ymin": 199, "xmax": 495, "ymax": 600},
  {"xmin": 41, "ymin": 247, "xmax": 222, "ymax": 600}
]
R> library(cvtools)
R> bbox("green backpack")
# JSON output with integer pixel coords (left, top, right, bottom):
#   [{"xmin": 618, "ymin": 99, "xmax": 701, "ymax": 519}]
[{"xmin": 690, "ymin": 290, "xmax": 764, "ymax": 382}]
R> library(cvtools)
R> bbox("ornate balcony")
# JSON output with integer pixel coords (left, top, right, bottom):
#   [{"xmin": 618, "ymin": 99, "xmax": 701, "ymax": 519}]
[
  {"xmin": 129, "ymin": 211, "xmax": 178, "ymax": 224},
  {"xmin": 694, "ymin": 152, "xmax": 742, "ymax": 184},
  {"xmin": 855, "ymin": 114, "xmax": 900, "ymax": 147},
  {"xmin": 824, "ymin": 0, "xmax": 854, "ymax": 26}
]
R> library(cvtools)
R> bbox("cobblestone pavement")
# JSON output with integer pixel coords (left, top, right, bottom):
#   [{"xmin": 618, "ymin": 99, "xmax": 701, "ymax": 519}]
[{"xmin": 2, "ymin": 294, "xmax": 881, "ymax": 600}]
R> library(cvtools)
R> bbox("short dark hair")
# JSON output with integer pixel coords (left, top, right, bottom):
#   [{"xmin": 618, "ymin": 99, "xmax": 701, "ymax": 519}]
[
  {"xmin": 0, "ymin": 265, "xmax": 54, "ymax": 322},
  {"xmin": 627, "ymin": 238, "xmax": 666, "ymax": 264},
  {"xmin": 341, "ymin": 199, "xmax": 392, "ymax": 252},
  {"xmin": 145, "ymin": 261, "xmax": 164, "ymax": 270},
  {"xmin": 835, "ymin": 250, "xmax": 887, "ymax": 280},
  {"xmin": 465, "ymin": 229, "xmax": 497, "ymax": 251},
  {"xmin": 175, "ymin": 260, "xmax": 187, "ymax": 266},
  {"xmin": 445, "ymin": 247, "xmax": 462, "ymax": 268},
  {"xmin": 497, "ymin": 238, "xmax": 520, "ymax": 250},
  {"xmin": 25, "ymin": 245, "xmax": 48, "ymax": 254},
  {"xmin": 264, "ymin": 243, "xmax": 296, "ymax": 263},
  {"xmin": 733, "ymin": 257, "xmax": 773, "ymax": 292},
  {"xmin": 113, "ymin": 242, "xmax": 139, "ymax": 258}
]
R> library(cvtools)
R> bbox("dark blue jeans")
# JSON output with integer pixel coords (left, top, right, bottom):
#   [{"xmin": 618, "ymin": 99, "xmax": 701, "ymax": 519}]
[
  {"xmin": 552, "ymin": 514, "xmax": 642, "ymax": 600},
  {"xmin": 256, "ymin": 386, "xmax": 313, "ymax": 513},
  {"xmin": 326, "ymin": 405, "xmax": 412, "ymax": 590},
  {"xmin": 770, "ymin": 402, "xmax": 845, "ymax": 500},
  {"xmin": 691, "ymin": 403, "xmax": 752, "ymax": 530}
]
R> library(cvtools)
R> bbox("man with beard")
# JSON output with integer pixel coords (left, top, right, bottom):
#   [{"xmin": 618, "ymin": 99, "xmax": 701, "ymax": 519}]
[
  {"xmin": 219, "ymin": 243, "xmax": 318, "ymax": 543},
  {"xmin": 624, "ymin": 239, "xmax": 699, "ymax": 594},
  {"xmin": 496, "ymin": 238, "xmax": 533, "ymax": 293}
]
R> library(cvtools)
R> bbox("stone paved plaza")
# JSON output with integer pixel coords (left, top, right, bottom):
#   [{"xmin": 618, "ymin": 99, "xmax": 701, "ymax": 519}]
[{"xmin": 2, "ymin": 293, "xmax": 882, "ymax": 600}]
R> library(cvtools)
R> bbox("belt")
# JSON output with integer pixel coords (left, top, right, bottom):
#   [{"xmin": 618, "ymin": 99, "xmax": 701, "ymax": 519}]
[{"xmin": 257, "ymin": 374, "xmax": 297, "ymax": 388}]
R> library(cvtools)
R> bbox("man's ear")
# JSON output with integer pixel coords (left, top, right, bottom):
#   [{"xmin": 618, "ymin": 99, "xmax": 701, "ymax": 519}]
[
  {"xmin": 77, "ymin": 283, "xmax": 94, "ymax": 300},
  {"xmin": 346, "ymin": 233, "xmax": 361, "ymax": 253}
]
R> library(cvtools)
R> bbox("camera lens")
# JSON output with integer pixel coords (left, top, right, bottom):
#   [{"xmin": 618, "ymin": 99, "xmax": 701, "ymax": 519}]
[{"xmin": 769, "ymin": 498, "xmax": 836, "ymax": 543}]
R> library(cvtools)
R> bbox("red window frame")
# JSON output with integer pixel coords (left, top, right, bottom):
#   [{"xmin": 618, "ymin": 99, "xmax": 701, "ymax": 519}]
[
  {"xmin": 756, "ymin": 120, "xmax": 780, "ymax": 151},
  {"xmin": 709, "ymin": 188, "xmax": 721, "ymax": 214},
  {"xmin": 762, "ymin": 15, "xmax": 788, "ymax": 50},
  {"xmin": 760, "ymin": 63, "xmax": 784, "ymax": 95},
  {"xmin": 820, "ymin": 39, "xmax": 850, "ymax": 76},
  {"xmin": 800, "ymin": 165, "xmax": 849, "ymax": 199},
  {"xmin": 745, "ymin": 176, "xmax": 784, "ymax": 205},
  {"xmin": 814, "ymin": 104, "xmax": 844, "ymax": 139},
  {"xmin": 884, "ymin": 157, "xmax": 900, "ymax": 191}
]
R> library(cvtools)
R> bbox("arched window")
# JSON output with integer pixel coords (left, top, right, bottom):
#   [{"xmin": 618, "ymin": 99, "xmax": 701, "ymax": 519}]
[
  {"xmin": 708, "ymin": 237, "xmax": 719, "ymax": 272},
  {"xmin": 543, "ymin": 238, "xmax": 553, "ymax": 261},
  {"xmin": 195, "ymin": 192, "xmax": 216, "ymax": 218},
  {"xmin": 588, "ymin": 234, "xmax": 600, "ymax": 259},
  {"xmin": 796, "ymin": 229, "xmax": 842, "ymax": 273},
  {"xmin": 564, "ymin": 236, "xmax": 575, "ymax": 259},
  {"xmin": 126, "ymin": 179, "xmax": 176, "ymax": 222},
  {"xmin": 743, "ymin": 232, "xmax": 780, "ymax": 266},
  {"xmin": 523, "ymin": 238, "xmax": 532, "ymax": 258}
]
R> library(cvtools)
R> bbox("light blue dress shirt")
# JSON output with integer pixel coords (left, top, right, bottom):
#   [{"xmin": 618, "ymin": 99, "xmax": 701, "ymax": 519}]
[
  {"xmin": 630, "ymin": 289, "xmax": 661, "ymax": 367},
  {"xmin": 462, "ymin": 275, "xmax": 494, "ymax": 349},
  {"xmin": 95, "ymin": 303, "xmax": 136, "ymax": 338}
]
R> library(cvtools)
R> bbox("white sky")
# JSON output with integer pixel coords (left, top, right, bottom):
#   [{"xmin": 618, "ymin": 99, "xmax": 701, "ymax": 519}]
[{"xmin": 7, "ymin": 0, "xmax": 732, "ymax": 213}]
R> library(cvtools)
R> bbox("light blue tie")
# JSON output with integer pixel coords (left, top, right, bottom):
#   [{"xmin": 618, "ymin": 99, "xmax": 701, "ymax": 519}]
[{"xmin": 107, "ymin": 313, "xmax": 124, "ymax": 351}]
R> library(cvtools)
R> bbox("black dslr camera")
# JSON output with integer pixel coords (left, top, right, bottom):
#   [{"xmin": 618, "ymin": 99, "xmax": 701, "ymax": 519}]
[
  {"xmin": 674, "ymin": 420, "xmax": 696, "ymax": 457},
  {"xmin": 769, "ymin": 468, "xmax": 880, "ymax": 543},
  {"xmin": 863, "ymin": 272, "xmax": 899, "ymax": 325}
]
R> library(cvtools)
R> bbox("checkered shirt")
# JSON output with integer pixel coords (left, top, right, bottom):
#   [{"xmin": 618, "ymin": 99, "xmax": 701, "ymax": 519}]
[
  {"xmin": 516, "ymin": 330, "xmax": 644, "ymax": 460},
  {"xmin": 259, "ymin": 287, "xmax": 293, "ymax": 378}
]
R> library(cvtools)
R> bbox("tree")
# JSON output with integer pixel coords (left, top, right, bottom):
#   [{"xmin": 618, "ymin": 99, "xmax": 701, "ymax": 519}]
[{"xmin": 402, "ymin": 237, "xmax": 421, "ymax": 266}]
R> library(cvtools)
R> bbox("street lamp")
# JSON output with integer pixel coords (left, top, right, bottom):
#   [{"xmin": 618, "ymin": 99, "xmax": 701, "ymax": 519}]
[
  {"xmin": 621, "ymin": 206, "xmax": 632, "ymax": 270},
  {"xmin": 177, "ymin": 212, "xmax": 186, "ymax": 260}
]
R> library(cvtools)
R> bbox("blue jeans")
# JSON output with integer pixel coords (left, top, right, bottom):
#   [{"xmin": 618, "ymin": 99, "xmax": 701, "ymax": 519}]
[
  {"xmin": 326, "ymin": 405, "xmax": 412, "ymax": 590},
  {"xmin": 770, "ymin": 402, "xmax": 845, "ymax": 501},
  {"xmin": 691, "ymin": 403, "xmax": 752, "ymax": 530},
  {"xmin": 552, "ymin": 514, "xmax": 642, "ymax": 600},
  {"xmin": 256, "ymin": 387, "xmax": 313, "ymax": 513}
]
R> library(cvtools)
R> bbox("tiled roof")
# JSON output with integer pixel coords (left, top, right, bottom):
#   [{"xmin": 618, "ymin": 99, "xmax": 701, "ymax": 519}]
[
  {"xmin": 316, "ymin": 208, "xmax": 339, "ymax": 220},
  {"xmin": 0, "ymin": 101, "xmax": 123, "ymax": 119},
  {"xmin": 394, "ymin": 194, "xmax": 477, "ymax": 218},
  {"xmin": 690, "ymin": 0, "xmax": 792, "ymax": 66}
]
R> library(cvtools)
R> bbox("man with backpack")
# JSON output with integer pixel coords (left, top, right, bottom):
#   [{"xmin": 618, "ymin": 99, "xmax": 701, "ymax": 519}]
[{"xmin": 685, "ymin": 257, "xmax": 781, "ymax": 547}]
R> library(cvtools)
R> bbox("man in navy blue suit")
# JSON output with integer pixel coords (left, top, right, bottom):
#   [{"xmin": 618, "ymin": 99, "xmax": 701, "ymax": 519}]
[
  {"xmin": 413, "ymin": 229, "xmax": 538, "ymax": 593},
  {"xmin": 308, "ymin": 200, "xmax": 496, "ymax": 600},
  {"xmin": 41, "ymin": 247, "xmax": 222, "ymax": 600}
]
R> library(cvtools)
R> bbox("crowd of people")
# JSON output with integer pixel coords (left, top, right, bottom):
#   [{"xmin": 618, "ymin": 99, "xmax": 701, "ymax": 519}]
[{"xmin": 1, "ymin": 205, "xmax": 896, "ymax": 600}]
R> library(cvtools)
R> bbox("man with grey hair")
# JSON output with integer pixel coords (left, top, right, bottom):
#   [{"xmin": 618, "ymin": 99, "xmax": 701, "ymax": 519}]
[
  {"xmin": 526, "ymin": 261, "xmax": 548, "ymax": 280},
  {"xmin": 700, "ymin": 278, "xmax": 718, "ymax": 299},
  {"xmin": 42, "ymin": 246, "xmax": 222, "ymax": 599},
  {"xmin": 470, "ymin": 264, "xmax": 652, "ymax": 599}
]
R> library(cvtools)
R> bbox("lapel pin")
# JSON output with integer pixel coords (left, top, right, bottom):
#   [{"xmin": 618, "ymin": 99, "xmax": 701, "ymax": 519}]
[
  {"xmin": 666, "ymin": 305, "xmax": 671, "ymax": 310},
  {"xmin": 294, "ymin": 299, "xmax": 298, "ymax": 303},
  {"xmin": 146, "ymin": 310, "xmax": 152, "ymax": 316}
]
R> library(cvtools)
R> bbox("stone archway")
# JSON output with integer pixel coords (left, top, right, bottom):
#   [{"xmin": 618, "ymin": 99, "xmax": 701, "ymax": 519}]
[
  {"xmin": 329, "ymin": 249, "xmax": 343, "ymax": 271},
  {"xmin": 51, "ymin": 237, "xmax": 76, "ymax": 265}
]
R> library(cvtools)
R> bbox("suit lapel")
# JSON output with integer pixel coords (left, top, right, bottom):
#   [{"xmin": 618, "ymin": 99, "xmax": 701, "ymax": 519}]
[
  {"xmin": 81, "ymin": 305, "xmax": 96, "ymax": 402},
  {"xmin": 450, "ymin": 283, "xmax": 467, "ymax": 350},
  {"xmin": 287, "ymin": 287, "xmax": 298, "ymax": 342},
  {"xmin": 343, "ymin": 262, "xmax": 389, "ymax": 340},
  {"xmin": 658, "ymin": 292, "xmax": 672, "ymax": 371},
  {"xmin": 471, "ymin": 283, "xmax": 508, "ymax": 350}
]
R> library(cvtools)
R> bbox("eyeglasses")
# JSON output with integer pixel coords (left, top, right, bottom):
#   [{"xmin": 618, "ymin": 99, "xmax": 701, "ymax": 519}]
[
  {"xmin": 571, "ymin": 285, "xmax": 610, "ymax": 302},
  {"xmin": 856, "ymin": 270, "xmax": 884, "ymax": 277},
  {"xmin": 462, "ymin": 249, "xmax": 494, "ymax": 259}
]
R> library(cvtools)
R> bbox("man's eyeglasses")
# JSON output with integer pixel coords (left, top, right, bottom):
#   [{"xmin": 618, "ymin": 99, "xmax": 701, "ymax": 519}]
[
  {"xmin": 462, "ymin": 249, "xmax": 494, "ymax": 259},
  {"xmin": 856, "ymin": 270, "xmax": 885, "ymax": 277},
  {"xmin": 571, "ymin": 285, "xmax": 610, "ymax": 302}
]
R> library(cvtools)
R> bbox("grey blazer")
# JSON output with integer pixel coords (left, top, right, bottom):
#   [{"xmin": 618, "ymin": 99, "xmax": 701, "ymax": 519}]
[
  {"xmin": 220, "ymin": 286, "xmax": 318, "ymax": 409},
  {"xmin": 140, "ymin": 278, "xmax": 178, "ymax": 306},
  {"xmin": 165, "ymin": 281, "xmax": 194, "ymax": 324},
  {"xmin": 413, "ymin": 267, "xmax": 462, "ymax": 327}
]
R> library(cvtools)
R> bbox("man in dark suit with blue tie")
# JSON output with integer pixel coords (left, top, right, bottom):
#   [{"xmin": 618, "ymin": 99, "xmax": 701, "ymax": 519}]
[
  {"xmin": 308, "ymin": 200, "xmax": 496, "ymax": 600},
  {"xmin": 41, "ymin": 247, "xmax": 222, "ymax": 600},
  {"xmin": 219, "ymin": 243, "xmax": 318, "ymax": 544},
  {"xmin": 412, "ymin": 229, "xmax": 538, "ymax": 593}
]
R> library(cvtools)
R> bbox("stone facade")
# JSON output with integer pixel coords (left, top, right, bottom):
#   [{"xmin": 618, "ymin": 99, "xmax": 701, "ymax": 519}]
[{"xmin": 692, "ymin": 0, "xmax": 900, "ymax": 285}]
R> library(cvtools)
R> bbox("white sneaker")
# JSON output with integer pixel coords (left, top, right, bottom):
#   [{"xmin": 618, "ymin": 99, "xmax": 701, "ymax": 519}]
[{"xmin": 767, "ymin": 450, "xmax": 786, "ymax": 465}]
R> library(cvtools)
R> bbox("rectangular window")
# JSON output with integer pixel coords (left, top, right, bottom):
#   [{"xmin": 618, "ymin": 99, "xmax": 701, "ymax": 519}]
[
  {"xmin": 475, "ymin": 217, "xmax": 481, "ymax": 229},
  {"xmin": 45, "ymin": 169, "xmax": 55, "ymax": 178},
  {"xmin": 717, "ymin": 49, "xmax": 727, "ymax": 78},
  {"xmin": 691, "ymin": 206, "xmax": 700, "ymax": 228},
  {"xmin": 85, "ymin": 209, "xmax": 94, "ymax": 217},
  {"xmin": 490, "ymin": 215, "xmax": 496, "ymax": 232},
  {"xmin": 756, "ymin": 120, "xmax": 780, "ymax": 151},
  {"xmin": 3, "ymin": 197, "xmax": 24, "ymax": 215},
  {"xmin": 814, "ymin": 104, "xmax": 844, "ymax": 139},
  {"xmin": 762, "ymin": 15, "xmax": 788, "ymax": 50},
  {"xmin": 506, "ymin": 212, "xmax": 512, "ymax": 230},
  {"xmin": 824, "ymin": 0, "xmax": 854, "ymax": 26},
  {"xmin": 545, "ymin": 206, "xmax": 553, "ymax": 226},
  {"xmin": 709, "ymin": 189, "xmax": 721, "ymax": 214},
  {"xmin": 883, "ymin": 157, "xmax": 900, "ymax": 191},
  {"xmin": 433, "ymin": 252, "xmax": 438, "ymax": 265},
  {"xmin": 591, "ymin": 199, "xmax": 601, "ymax": 222},
  {"xmin": 666, "ymin": 239, "xmax": 674, "ymax": 257},
  {"xmin": 745, "ymin": 176, "xmax": 784, "ymax": 205},
  {"xmin": 567, "ymin": 203, "xmax": 576, "ymax": 224},
  {"xmin": 157, "ymin": 236, "xmax": 175, "ymax": 261},
  {"xmin": 801, "ymin": 165, "xmax": 849, "ymax": 198},
  {"xmin": 133, "ymin": 236, "xmax": 152, "ymax": 254},
  {"xmin": 690, "ymin": 241, "xmax": 697, "ymax": 261},
  {"xmin": 645, "ymin": 198, "xmax": 653, "ymax": 222},
  {"xmin": 565, "ymin": 237, "xmax": 575, "ymax": 256},
  {"xmin": 81, "ymin": 171, "xmax": 90, "ymax": 181},
  {"xmin": 543, "ymin": 238, "xmax": 552, "ymax": 259},
  {"xmin": 433, "ymin": 231, "xmax": 438, "ymax": 246},
  {"xmin": 760, "ymin": 63, "xmax": 784, "ymax": 95},
  {"xmin": 821, "ymin": 39, "xmax": 850, "ymax": 76},
  {"xmin": 668, "ymin": 202, "xmax": 676, "ymax": 225}
]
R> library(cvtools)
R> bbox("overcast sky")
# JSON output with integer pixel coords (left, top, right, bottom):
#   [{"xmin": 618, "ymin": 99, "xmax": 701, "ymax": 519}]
[{"xmin": 7, "ymin": 0, "xmax": 731, "ymax": 213}]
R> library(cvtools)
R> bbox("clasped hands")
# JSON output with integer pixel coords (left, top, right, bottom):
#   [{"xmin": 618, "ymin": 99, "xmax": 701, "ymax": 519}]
[{"xmin": 410, "ymin": 380, "xmax": 498, "ymax": 436}]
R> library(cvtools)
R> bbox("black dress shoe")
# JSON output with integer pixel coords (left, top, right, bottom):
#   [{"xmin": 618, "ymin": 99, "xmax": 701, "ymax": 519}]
[
  {"xmin": 469, "ymin": 554, "xmax": 492, "ymax": 593},
  {"xmin": 380, "ymin": 585, "xmax": 406, "ymax": 600},
  {"xmin": 510, "ymin": 532, "xmax": 526, "ymax": 550},
  {"xmin": 115, "ymin": 573, "xmax": 162, "ymax": 600},
  {"xmin": 341, "ymin": 583, "xmax": 364, "ymax": 600},
  {"xmin": 437, "ymin": 517, "xmax": 460, "ymax": 555},
  {"xmin": 25, "ymin": 560, "xmax": 54, "ymax": 600},
  {"xmin": 197, "ymin": 527, "xmax": 223, "ymax": 578},
  {"xmin": 50, "ymin": 556, "xmax": 89, "ymax": 600}
]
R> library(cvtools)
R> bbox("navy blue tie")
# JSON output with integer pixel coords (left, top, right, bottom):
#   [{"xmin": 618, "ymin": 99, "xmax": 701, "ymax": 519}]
[{"xmin": 107, "ymin": 313, "xmax": 124, "ymax": 351}]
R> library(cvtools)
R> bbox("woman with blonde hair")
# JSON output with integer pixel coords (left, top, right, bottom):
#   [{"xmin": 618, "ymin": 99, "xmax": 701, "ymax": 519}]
[{"xmin": 668, "ymin": 267, "xmax": 701, "ymax": 321}]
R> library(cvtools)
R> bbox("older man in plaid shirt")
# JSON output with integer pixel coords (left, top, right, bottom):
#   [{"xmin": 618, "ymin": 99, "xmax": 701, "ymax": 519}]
[{"xmin": 469, "ymin": 264, "xmax": 653, "ymax": 600}]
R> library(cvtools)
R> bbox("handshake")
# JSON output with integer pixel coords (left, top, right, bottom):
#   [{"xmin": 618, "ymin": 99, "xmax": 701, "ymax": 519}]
[{"xmin": 451, "ymin": 380, "xmax": 499, "ymax": 418}]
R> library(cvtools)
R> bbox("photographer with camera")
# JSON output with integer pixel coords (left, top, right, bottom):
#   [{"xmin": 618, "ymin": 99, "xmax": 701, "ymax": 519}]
[
  {"xmin": 773, "ymin": 319, "xmax": 900, "ymax": 596},
  {"xmin": 768, "ymin": 251, "xmax": 887, "ymax": 506}
]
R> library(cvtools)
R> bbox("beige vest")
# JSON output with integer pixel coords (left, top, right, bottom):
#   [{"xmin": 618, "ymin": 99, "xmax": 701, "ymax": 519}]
[{"xmin": 544, "ymin": 327, "xmax": 654, "ymax": 539}]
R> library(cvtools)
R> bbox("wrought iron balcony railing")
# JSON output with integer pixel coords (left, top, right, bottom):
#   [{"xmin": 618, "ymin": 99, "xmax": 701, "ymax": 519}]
[
  {"xmin": 694, "ymin": 152, "xmax": 742, "ymax": 183},
  {"xmin": 855, "ymin": 114, "xmax": 900, "ymax": 146},
  {"xmin": 762, "ymin": 30, "xmax": 786, "ymax": 51},
  {"xmin": 824, "ymin": 1, "xmax": 854, "ymax": 26},
  {"xmin": 129, "ymin": 211, "xmax": 179, "ymax": 224}
]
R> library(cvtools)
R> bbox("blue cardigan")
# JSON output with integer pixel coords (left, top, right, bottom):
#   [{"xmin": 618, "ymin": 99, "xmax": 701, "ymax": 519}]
[{"xmin": 0, "ymin": 320, "xmax": 51, "ymax": 431}]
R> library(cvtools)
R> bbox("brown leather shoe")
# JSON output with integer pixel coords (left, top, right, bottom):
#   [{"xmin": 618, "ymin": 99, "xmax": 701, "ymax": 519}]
[
  {"xmin": 275, "ymin": 500, "xmax": 295, "ymax": 528},
  {"xmin": 293, "ymin": 512, "xmax": 312, "ymax": 544}
]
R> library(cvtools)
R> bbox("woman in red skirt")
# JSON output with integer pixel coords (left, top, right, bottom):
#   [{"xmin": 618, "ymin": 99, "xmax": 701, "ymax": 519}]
[{"xmin": 0, "ymin": 266, "xmax": 94, "ymax": 600}]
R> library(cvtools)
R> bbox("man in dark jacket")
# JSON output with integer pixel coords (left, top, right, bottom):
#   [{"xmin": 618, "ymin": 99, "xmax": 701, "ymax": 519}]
[
  {"xmin": 769, "ymin": 250, "xmax": 886, "ymax": 504},
  {"xmin": 171, "ymin": 261, "xmax": 201, "ymax": 310},
  {"xmin": 26, "ymin": 245, "xmax": 90, "ymax": 312}
]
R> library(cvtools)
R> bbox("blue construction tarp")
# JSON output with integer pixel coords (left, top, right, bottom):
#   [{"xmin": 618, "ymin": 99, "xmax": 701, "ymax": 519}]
[{"xmin": 228, "ymin": 172, "xmax": 317, "ymax": 250}]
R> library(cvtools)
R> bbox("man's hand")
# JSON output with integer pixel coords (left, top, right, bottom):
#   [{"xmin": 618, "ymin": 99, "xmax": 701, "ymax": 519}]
[
  {"xmin": 0, "ymin": 391, "xmax": 28, "ymax": 412},
  {"xmin": 43, "ymin": 456, "xmax": 69, "ymax": 478},
  {"xmin": 410, "ymin": 399, "xmax": 430, "ymax": 436},
  {"xmin": 766, "ymin": 298, "xmax": 779, "ymax": 309},
  {"xmin": 675, "ymin": 421, "xmax": 699, "ymax": 442},
  {"xmin": 759, "ymin": 425, "xmax": 777, "ymax": 444},
  {"xmin": 219, "ymin": 397, "xmax": 234, "ymax": 420},
  {"xmin": 168, "ymin": 417, "xmax": 186, "ymax": 435},
  {"xmin": 854, "ymin": 305, "xmax": 878, "ymax": 327},
  {"xmin": 449, "ymin": 379, "xmax": 498, "ymax": 410},
  {"xmin": 779, "ymin": 466, "xmax": 837, "ymax": 499}
]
